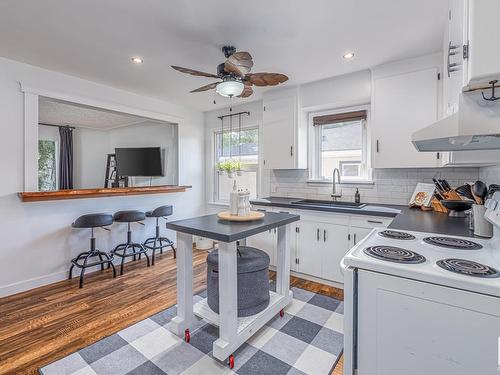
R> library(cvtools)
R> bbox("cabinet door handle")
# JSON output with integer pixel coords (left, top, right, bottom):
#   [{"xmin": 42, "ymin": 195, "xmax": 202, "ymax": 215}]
[
  {"xmin": 323, "ymin": 229, "xmax": 327, "ymax": 242},
  {"xmin": 367, "ymin": 220, "xmax": 383, "ymax": 224},
  {"xmin": 354, "ymin": 233, "xmax": 357, "ymax": 245},
  {"xmin": 348, "ymin": 233, "xmax": 351, "ymax": 241},
  {"xmin": 317, "ymin": 228, "xmax": 320, "ymax": 241},
  {"xmin": 376, "ymin": 140, "xmax": 379, "ymax": 153},
  {"xmin": 290, "ymin": 146, "xmax": 293, "ymax": 157}
]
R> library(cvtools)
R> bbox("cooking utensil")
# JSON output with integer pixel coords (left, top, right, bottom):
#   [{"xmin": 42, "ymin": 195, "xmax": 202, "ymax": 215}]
[
  {"xmin": 432, "ymin": 178, "xmax": 446, "ymax": 194},
  {"xmin": 486, "ymin": 184, "xmax": 500, "ymax": 200},
  {"xmin": 440, "ymin": 199, "xmax": 473, "ymax": 217},
  {"xmin": 455, "ymin": 184, "xmax": 475, "ymax": 200},
  {"xmin": 441, "ymin": 179, "xmax": 452, "ymax": 191},
  {"xmin": 472, "ymin": 181, "xmax": 488, "ymax": 204}
]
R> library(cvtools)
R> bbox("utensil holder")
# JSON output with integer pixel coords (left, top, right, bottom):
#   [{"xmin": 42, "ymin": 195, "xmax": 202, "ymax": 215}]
[{"xmin": 473, "ymin": 204, "xmax": 493, "ymax": 238}]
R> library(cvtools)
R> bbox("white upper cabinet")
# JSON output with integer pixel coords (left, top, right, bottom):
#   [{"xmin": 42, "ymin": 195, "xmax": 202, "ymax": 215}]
[
  {"xmin": 467, "ymin": 0, "xmax": 500, "ymax": 86},
  {"xmin": 262, "ymin": 88, "xmax": 307, "ymax": 170},
  {"xmin": 443, "ymin": 0, "xmax": 468, "ymax": 116},
  {"xmin": 444, "ymin": 0, "xmax": 500, "ymax": 90},
  {"xmin": 371, "ymin": 55, "xmax": 442, "ymax": 168}
]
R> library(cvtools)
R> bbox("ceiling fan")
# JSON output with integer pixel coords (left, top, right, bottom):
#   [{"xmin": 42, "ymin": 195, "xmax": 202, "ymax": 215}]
[{"xmin": 171, "ymin": 46, "xmax": 288, "ymax": 98}]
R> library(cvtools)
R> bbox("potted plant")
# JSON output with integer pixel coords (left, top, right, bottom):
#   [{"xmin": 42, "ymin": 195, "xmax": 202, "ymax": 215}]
[{"xmin": 217, "ymin": 160, "xmax": 242, "ymax": 178}]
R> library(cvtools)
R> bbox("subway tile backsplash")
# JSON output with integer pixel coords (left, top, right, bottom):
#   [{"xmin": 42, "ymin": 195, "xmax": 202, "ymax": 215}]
[{"xmin": 267, "ymin": 168, "xmax": 480, "ymax": 205}]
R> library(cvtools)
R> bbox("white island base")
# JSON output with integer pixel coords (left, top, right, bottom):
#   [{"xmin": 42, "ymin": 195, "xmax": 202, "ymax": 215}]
[
  {"xmin": 166, "ymin": 218, "xmax": 295, "ymax": 368},
  {"xmin": 193, "ymin": 290, "xmax": 293, "ymax": 361}
]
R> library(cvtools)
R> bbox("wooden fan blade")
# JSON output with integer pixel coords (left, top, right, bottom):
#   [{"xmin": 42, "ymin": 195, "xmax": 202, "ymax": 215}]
[
  {"xmin": 190, "ymin": 82, "xmax": 220, "ymax": 93},
  {"xmin": 224, "ymin": 51, "xmax": 254, "ymax": 77},
  {"xmin": 171, "ymin": 65, "xmax": 219, "ymax": 79},
  {"xmin": 238, "ymin": 85, "xmax": 253, "ymax": 98},
  {"xmin": 246, "ymin": 73, "xmax": 288, "ymax": 87}
]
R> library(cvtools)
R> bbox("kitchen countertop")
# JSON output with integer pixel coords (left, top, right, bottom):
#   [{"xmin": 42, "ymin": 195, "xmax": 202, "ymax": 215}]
[
  {"xmin": 166, "ymin": 211, "xmax": 300, "ymax": 242},
  {"xmin": 251, "ymin": 197, "xmax": 475, "ymax": 238},
  {"xmin": 250, "ymin": 197, "xmax": 402, "ymax": 218}
]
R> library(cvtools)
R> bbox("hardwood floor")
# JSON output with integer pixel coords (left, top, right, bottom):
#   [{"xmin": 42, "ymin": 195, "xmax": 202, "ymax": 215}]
[{"xmin": 0, "ymin": 250, "xmax": 343, "ymax": 375}]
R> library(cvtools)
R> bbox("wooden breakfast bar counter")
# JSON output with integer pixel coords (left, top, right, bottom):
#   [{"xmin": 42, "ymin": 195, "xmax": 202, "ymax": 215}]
[
  {"xmin": 18, "ymin": 185, "xmax": 192, "ymax": 202},
  {"xmin": 165, "ymin": 211, "xmax": 300, "ymax": 368}
]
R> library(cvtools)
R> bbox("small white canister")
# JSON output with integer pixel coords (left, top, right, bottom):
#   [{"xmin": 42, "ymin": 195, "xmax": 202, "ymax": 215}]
[{"xmin": 473, "ymin": 204, "xmax": 493, "ymax": 238}]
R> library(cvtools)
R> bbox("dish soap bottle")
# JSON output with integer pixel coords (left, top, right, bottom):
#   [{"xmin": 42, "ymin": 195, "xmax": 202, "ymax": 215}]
[
  {"xmin": 230, "ymin": 180, "xmax": 238, "ymax": 215},
  {"xmin": 355, "ymin": 188, "xmax": 361, "ymax": 203}
]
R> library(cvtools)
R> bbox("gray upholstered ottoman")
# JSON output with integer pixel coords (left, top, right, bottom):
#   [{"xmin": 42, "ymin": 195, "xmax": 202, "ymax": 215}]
[{"xmin": 207, "ymin": 246, "xmax": 270, "ymax": 317}]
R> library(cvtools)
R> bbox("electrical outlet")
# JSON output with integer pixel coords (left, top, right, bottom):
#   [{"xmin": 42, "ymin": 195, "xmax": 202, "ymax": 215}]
[{"xmin": 271, "ymin": 184, "xmax": 279, "ymax": 193}]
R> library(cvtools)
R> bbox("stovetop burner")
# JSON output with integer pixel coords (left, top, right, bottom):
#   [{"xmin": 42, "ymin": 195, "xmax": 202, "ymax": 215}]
[
  {"xmin": 364, "ymin": 246, "xmax": 426, "ymax": 264},
  {"xmin": 437, "ymin": 258, "xmax": 500, "ymax": 278},
  {"xmin": 423, "ymin": 236, "xmax": 483, "ymax": 250},
  {"xmin": 378, "ymin": 230, "xmax": 416, "ymax": 240}
]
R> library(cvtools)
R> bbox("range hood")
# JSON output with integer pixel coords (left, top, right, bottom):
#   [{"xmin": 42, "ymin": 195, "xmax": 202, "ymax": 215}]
[{"xmin": 412, "ymin": 92, "xmax": 500, "ymax": 152}]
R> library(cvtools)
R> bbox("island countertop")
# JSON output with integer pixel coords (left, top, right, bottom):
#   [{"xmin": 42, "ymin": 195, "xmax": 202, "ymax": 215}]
[
  {"xmin": 166, "ymin": 211, "xmax": 300, "ymax": 242},
  {"xmin": 18, "ymin": 185, "xmax": 192, "ymax": 202}
]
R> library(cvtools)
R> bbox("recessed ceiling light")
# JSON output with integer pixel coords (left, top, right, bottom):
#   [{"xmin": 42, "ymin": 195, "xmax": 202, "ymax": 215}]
[
  {"xmin": 343, "ymin": 52, "xmax": 355, "ymax": 60},
  {"xmin": 131, "ymin": 56, "xmax": 144, "ymax": 64}
]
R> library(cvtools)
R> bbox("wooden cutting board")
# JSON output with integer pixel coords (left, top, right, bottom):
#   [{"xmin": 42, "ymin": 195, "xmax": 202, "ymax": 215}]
[{"xmin": 217, "ymin": 211, "xmax": 265, "ymax": 222}]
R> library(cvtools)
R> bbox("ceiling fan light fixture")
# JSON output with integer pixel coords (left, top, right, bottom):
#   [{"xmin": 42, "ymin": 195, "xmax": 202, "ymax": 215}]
[{"xmin": 216, "ymin": 79, "xmax": 244, "ymax": 98}]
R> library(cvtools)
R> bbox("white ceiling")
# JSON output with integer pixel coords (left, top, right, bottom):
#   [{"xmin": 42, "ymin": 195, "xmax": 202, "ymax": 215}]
[
  {"xmin": 0, "ymin": 0, "xmax": 448, "ymax": 111},
  {"xmin": 39, "ymin": 97, "xmax": 157, "ymax": 130}
]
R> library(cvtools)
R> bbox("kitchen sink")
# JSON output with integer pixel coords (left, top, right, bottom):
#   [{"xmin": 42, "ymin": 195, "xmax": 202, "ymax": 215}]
[{"xmin": 290, "ymin": 199, "xmax": 367, "ymax": 209}]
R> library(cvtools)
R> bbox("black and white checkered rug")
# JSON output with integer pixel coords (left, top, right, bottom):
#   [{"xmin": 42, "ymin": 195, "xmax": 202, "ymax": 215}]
[{"xmin": 40, "ymin": 284, "xmax": 343, "ymax": 375}]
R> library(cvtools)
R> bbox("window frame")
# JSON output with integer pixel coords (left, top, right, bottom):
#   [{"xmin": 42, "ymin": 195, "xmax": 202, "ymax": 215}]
[
  {"xmin": 308, "ymin": 105, "xmax": 372, "ymax": 183},
  {"xmin": 212, "ymin": 125, "xmax": 260, "ymax": 203}
]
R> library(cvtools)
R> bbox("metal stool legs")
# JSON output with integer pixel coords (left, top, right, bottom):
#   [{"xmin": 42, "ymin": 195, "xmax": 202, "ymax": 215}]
[
  {"xmin": 143, "ymin": 217, "xmax": 176, "ymax": 265},
  {"xmin": 112, "ymin": 223, "xmax": 150, "ymax": 275},
  {"xmin": 68, "ymin": 230, "xmax": 116, "ymax": 288}
]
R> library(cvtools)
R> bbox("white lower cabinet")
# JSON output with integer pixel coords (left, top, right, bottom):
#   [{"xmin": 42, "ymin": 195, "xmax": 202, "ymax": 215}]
[
  {"xmin": 247, "ymin": 228, "xmax": 277, "ymax": 266},
  {"xmin": 248, "ymin": 205, "xmax": 392, "ymax": 285},
  {"xmin": 296, "ymin": 212, "xmax": 391, "ymax": 284},
  {"xmin": 321, "ymin": 223, "xmax": 350, "ymax": 283}
]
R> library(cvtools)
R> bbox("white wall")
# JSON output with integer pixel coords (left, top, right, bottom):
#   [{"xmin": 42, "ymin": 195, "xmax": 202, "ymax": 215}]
[
  {"xmin": 109, "ymin": 121, "xmax": 179, "ymax": 186},
  {"xmin": 73, "ymin": 127, "xmax": 110, "ymax": 189},
  {"xmin": 0, "ymin": 57, "xmax": 204, "ymax": 297}
]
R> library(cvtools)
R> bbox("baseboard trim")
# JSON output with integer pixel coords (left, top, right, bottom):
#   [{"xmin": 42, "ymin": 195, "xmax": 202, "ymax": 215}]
[
  {"xmin": 0, "ymin": 255, "xmax": 157, "ymax": 298},
  {"xmin": 0, "ymin": 270, "xmax": 68, "ymax": 298},
  {"xmin": 268, "ymin": 265, "xmax": 344, "ymax": 289}
]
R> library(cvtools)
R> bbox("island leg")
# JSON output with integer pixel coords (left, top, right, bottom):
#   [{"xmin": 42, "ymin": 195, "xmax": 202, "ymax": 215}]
[
  {"xmin": 168, "ymin": 232, "xmax": 195, "ymax": 337},
  {"xmin": 213, "ymin": 240, "xmax": 238, "ymax": 361},
  {"xmin": 276, "ymin": 224, "xmax": 291, "ymax": 297}
]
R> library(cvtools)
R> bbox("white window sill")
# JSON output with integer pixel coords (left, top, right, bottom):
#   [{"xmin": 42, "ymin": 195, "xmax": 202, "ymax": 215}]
[
  {"xmin": 207, "ymin": 201, "xmax": 229, "ymax": 207},
  {"xmin": 307, "ymin": 179, "xmax": 375, "ymax": 185}
]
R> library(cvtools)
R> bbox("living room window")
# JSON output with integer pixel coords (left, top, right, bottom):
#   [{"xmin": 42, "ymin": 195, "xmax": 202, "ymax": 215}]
[
  {"xmin": 311, "ymin": 107, "xmax": 370, "ymax": 182},
  {"xmin": 213, "ymin": 127, "xmax": 259, "ymax": 203}
]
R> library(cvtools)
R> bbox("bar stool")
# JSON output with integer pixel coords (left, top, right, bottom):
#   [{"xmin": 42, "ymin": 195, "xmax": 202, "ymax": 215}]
[
  {"xmin": 111, "ymin": 210, "xmax": 150, "ymax": 275},
  {"xmin": 143, "ymin": 205, "xmax": 176, "ymax": 265},
  {"xmin": 69, "ymin": 213, "xmax": 116, "ymax": 288}
]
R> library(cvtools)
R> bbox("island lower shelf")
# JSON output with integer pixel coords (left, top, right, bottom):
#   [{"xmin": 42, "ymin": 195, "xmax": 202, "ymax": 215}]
[{"xmin": 19, "ymin": 185, "xmax": 192, "ymax": 202}]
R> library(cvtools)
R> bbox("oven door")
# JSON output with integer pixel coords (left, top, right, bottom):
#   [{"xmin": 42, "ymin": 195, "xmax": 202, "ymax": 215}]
[{"xmin": 357, "ymin": 270, "xmax": 500, "ymax": 375}]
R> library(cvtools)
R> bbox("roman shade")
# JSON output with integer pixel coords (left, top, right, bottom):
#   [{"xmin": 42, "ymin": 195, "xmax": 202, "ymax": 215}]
[{"xmin": 313, "ymin": 110, "xmax": 367, "ymax": 126}]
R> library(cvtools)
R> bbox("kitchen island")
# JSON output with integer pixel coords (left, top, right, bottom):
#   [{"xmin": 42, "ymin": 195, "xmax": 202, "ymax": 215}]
[{"xmin": 165, "ymin": 211, "xmax": 300, "ymax": 368}]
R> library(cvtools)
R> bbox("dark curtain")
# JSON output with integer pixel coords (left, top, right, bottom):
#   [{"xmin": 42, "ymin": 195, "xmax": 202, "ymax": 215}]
[{"xmin": 58, "ymin": 126, "xmax": 74, "ymax": 189}]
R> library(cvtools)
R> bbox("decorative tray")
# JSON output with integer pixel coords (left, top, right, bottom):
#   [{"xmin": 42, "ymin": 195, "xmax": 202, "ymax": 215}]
[{"xmin": 217, "ymin": 210, "xmax": 265, "ymax": 222}]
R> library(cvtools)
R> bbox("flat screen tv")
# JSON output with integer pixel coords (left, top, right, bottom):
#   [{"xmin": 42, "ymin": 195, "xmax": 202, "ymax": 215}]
[{"xmin": 115, "ymin": 147, "xmax": 163, "ymax": 177}]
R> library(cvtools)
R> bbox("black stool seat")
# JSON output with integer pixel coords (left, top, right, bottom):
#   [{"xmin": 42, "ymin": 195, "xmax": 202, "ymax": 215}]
[
  {"xmin": 146, "ymin": 205, "xmax": 173, "ymax": 218},
  {"xmin": 69, "ymin": 213, "xmax": 116, "ymax": 288},
  {"xmin": 73, "ymin": 213, "xmax": 113, "ymax": 228},
  {"xmin": 143, "ymin": 205, "xmax": 175, "ymax": 264},
  {"xmin": 113, "ymin": 210, "xmax": 145, "ymax": 223},
  {"xmin": 111, "ymin": 210, "xmax": 150, "ymax": 275}
]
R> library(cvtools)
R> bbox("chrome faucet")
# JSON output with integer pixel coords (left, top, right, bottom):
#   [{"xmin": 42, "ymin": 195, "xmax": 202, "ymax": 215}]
[{"xmin": 331, "ymin": 168, "xmax": 342, "ymax": 201}]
